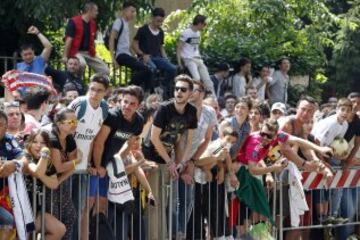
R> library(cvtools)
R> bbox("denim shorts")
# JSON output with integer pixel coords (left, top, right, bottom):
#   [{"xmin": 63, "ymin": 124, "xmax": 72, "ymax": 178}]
[{"xmin": 89, "ymin": 175, "xmax": 109, "ymax": 198}]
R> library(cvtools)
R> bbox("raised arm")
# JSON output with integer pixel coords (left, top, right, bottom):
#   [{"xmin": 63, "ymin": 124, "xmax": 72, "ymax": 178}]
[{"xmin": 27, "ymin": 26, "xmax": 53, "ymax": 62}]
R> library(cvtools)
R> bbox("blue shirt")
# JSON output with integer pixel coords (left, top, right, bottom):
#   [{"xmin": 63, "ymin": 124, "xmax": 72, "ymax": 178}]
[{"xmin": 16, "ymin": 56, "xmax": 46, "ymax": 75}]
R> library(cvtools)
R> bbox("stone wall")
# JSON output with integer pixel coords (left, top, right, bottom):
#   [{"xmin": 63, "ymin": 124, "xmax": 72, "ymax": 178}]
[{"xmin": 153, "ymin": 0, "xmax": 192, "ymax": 14}]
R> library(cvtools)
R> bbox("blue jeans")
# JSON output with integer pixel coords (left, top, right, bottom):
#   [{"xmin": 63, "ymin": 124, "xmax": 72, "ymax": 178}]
[
  {"xmin": 147, "ymin": 56, "xmax": 177, "ymax": 99},
  {"xmin": 329, "ymin": 158, "xmax": 343, "ymax": 216},
  {"xmin": 335, "ymin": 187, "xmax": 359, "ymax": 239},
  {"xmin": 171, "ymin": 178, "xmax": 194, "ymax": 236}
]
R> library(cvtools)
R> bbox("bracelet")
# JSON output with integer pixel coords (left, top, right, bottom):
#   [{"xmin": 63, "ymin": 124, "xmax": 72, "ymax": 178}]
[{"xmin": 73, "ymin": 160, "xmax": 76, "ymax": 169}]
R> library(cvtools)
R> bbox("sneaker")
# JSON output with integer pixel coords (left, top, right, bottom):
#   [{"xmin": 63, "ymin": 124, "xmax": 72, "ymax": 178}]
[
  {"xmin": 333, "ymin": 217, "xmax": 349, "ymax": 225},
  {"xmin": 322, "ymin": 216, "xmax": 336, "ymax": 225}
]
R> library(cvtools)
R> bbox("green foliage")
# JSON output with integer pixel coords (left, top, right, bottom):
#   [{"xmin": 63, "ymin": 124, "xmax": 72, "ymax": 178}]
[
  {"xmin": 163, "ymin": 0, "xmax": 354, "ymax": 101},
  {"xmin": 0, "ymin": 0, "xmax": 153, "ymax": 56},
  {"xmin": 324, "ymin": 0, "xmax": 360, "ymax": 97}
]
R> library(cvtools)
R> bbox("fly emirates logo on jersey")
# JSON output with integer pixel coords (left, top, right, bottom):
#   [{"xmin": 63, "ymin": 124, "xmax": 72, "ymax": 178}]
[{"xmin": 74, "ymin": 128, "xmax": 97, "ymax": 141}]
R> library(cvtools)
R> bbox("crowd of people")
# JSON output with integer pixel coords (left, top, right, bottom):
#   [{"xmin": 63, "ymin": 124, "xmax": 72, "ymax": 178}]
[{"xmin": 0, "ymin": 1, "xmax": 360, "ymax": 240}]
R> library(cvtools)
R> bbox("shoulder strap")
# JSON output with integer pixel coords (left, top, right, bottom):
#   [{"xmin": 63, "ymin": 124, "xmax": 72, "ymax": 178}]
[
  {"xmin": 115, "ymin": 18, "xmax": 124, "ymax": 46},
  {"xmin": 76, "ymin": 99, "xmax": 87, "ymax": 120},
  {"xmin": 100, "ymin": 100, "xmax": 109, "ymax": 120}
]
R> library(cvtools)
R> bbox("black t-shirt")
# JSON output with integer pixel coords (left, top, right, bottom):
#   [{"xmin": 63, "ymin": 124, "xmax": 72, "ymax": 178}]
[
  {"xmin": 45, "ymin": 67, "xmax": 86, "ymax": 95},
  {"xmin": 101, "ymin": 108, "xmax": 144, "ymax": 167},
  {"xmin": 344, "ymin": 114, "xmax": 360, "ymax": 142},
  {"xmin": 49, "ymin": 128, "xmax": 77, "ymax": 174},
  {"xmin": 142, "ymin": 101, "xmax": 198, "ymax": 164},
  {"xmin": 134, "ymin": 24, "xmax": 164, "ymax": 57},
  {"xmin": 66, "ymin": 19, "xmax": 90, "ymax": 51}
]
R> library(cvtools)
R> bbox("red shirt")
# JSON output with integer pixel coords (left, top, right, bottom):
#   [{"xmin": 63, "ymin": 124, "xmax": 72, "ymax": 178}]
[{"xmin": 237, "ymin": 131, "xmax": 289, "ymax": 165}]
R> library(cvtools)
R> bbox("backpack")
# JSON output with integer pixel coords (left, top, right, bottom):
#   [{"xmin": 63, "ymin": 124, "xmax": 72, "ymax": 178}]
[
  {"xmin": 88, "ymin": 209, "xmax": 115, "ymax": 240},
  {"xmin": 103, "ymin": 18, "xmax": 124, "ymax": 51},
  {"xmin": 76, "ymin": 98, "xmax": 109, "ymax": 121}
]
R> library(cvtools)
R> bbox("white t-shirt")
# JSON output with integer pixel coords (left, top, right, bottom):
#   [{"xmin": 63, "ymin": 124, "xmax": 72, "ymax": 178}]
[
  {"xmin": 68, "ymin": 96, "xmax": 107, "ymax": 172},
  {"xmin": 252, "ymin": 77, "xmax": 271, "ymax": 101},
  {"xmin": 311, "ymin": 114, "xmax": 348, "ymax": 146},
  {"xmin": 232, "ymin": 74, "xmax": 247, "ymax": 97},
  {"xmin": 179, "ymin": 27, "xmax": 201, "ymax": 59}
]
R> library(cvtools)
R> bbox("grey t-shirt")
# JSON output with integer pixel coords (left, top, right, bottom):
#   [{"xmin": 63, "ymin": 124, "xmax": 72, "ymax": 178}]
[
  {"xmin": 268, "ymin": 70, "xmax": 289, "ymax": 104},
  {"xmin": 112, "ymin": 18, "xmax": 131, "ymax": 57},
  {"xmin": 182, "ymin": 105, "xmax": 217, "ymax": 159},
  {"xmin": 231, "ymin": 74, "xmax": 246, "ymax": 97}
]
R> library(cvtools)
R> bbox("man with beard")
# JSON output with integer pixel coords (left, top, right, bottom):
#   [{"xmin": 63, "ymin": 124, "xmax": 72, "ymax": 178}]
[
  {"xmin": 142, "ymin": 74, "xmax": 197, "ymax": 240},
  {"xmin": 45, "ymin": 57, "xmax": 86, "ymax": 95},
  {"xmin": 171, "ymin": 81, "xmax": 217, "ymax": 239}
]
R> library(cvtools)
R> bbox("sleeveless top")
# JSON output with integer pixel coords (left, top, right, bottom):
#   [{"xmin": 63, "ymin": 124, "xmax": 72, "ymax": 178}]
[{"xmin": 228, "ymin": 116, "xmax": 251, "ymax": 159}]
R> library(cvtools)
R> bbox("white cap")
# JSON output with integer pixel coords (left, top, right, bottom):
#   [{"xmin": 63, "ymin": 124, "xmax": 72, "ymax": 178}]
[{"xmin": 271, "ymin": 102, "xmax": 286, "ymax": 114}]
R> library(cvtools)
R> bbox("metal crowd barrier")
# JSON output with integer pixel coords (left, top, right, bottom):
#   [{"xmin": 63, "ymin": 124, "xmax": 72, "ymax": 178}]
[{"xmin": 8, "ymin": 165, "xmax": 360, "ymax": 240}]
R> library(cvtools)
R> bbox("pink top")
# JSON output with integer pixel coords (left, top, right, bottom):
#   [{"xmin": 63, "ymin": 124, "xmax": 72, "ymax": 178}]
[{"xmin": 237, "ymin": 131, "xmax": 289, "ymax": 164}]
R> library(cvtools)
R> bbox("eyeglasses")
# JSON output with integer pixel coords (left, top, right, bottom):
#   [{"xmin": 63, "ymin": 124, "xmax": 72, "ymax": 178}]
[
  {"xmin": 260, "ymin": 131, "xmax": 274, "ymax": 140},
  {"xmin": 194, "ymin": 89, "xmax": 204, "ymax": 93},
  {"xmin": 61, "ymin": 119, "xmax": 78, "ymax": 126},
  {"xmin": 175, "ymin": 87, "xmax": 188, "ymax": 93}
]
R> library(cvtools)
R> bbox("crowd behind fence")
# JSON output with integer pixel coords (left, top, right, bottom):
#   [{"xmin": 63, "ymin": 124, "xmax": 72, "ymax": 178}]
[{"xmin": 16, "ymin": 166, "xmax": 359, "ymax": 240}]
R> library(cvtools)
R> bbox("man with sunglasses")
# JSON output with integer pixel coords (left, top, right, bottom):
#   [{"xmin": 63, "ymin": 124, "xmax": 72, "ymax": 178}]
[
  {"xmin": 234, "ymin": 119, "xmax": 333, "ymax": 231},
  {"xmin": 171, "ymin": 80, "xmax": 217, "ymax": 238},
  {"xmin": 142, "ymin": 74, "xmax": 197, "ymax": 240}
]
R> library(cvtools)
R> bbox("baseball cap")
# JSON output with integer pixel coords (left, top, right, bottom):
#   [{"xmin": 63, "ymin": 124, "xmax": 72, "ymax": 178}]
[{"xmin": 271, "ymin": 102, "xmax": 286, "ymax": 114}]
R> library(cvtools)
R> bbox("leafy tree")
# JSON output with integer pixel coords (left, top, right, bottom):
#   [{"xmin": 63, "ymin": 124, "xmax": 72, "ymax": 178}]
[
  {"xmin": 163, "ymin": 0, "xmax": 353, "ymax": 102},
  {"xmin": 0, "ymin": 0, "xmax": 153, "ymax": 57},
  {"xmin": 323, "ymin": 0, "xmax": 360, "ymax": 98}
]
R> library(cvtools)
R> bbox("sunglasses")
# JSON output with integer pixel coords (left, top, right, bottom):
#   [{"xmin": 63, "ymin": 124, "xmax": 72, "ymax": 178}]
[
  {"xmin": 61, "ymin": 119, "xmax": 78, "ymax": 126},
  {"xmin": 175, "ymin": 87, "xmax": 188, "ymax": 93},
  {"xmin": 4, "ymin": 101, "xmax": 20, "ymax": 108},
  {"xmin": 260, "ymin": 131, "xmax": 274, "ymax": 140}
]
